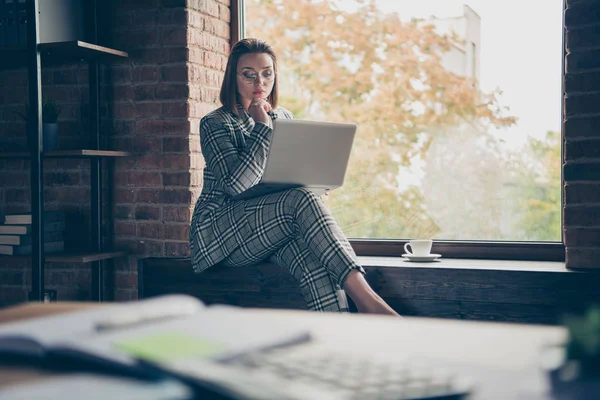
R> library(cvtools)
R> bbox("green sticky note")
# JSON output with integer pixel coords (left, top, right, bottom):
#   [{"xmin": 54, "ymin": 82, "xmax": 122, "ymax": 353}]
[{"xmin": 114, "ymin": 332, "xmax": 228, "ymax": 362}]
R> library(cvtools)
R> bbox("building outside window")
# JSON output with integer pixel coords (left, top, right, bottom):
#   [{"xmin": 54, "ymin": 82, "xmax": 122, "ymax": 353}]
[{"xmin": 243, "ymin": 0, "xmax": 563, "ymax": 256}]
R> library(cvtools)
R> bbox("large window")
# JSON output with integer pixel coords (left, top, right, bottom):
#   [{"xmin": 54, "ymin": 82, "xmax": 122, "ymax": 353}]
[{"xmin": 241, "ymin": 0, "xmax": 563, "ymax": 258}]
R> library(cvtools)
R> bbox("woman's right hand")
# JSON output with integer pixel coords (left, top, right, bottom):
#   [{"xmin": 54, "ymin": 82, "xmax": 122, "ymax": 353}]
[{"xmin": 248, "ymin": 98, "xmax": 272, "ymax": 126}]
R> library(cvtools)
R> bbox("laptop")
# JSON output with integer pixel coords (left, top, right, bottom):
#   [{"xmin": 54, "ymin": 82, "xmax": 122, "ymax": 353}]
[{"xmin": 234, "ymin": 119, "xmax": 357, "ymax": 200}]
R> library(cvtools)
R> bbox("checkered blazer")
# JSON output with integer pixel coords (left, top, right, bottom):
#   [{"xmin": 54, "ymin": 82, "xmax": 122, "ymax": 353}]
[{"xmin": 190, "ymin": 105, "xmax": 294, "ymax": 273}]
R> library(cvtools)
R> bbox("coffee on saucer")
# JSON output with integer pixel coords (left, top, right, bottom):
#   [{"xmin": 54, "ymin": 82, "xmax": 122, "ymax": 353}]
[{"xmin": 403, "ymin": 239, "xmax": 433, "ymax": 257}]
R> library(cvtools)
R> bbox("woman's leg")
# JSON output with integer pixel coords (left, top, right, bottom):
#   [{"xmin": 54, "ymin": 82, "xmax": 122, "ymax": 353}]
[
  {"xmin": 222, "ymin": 192, "xmax": 348, "ymax": 312},
  {"xmin": 267, "ymin": 236, "xmax": 349, "ymax": 312},
  {"xmin": 223, "ymin": 188, "xmax": 398, "ymax": 315}
]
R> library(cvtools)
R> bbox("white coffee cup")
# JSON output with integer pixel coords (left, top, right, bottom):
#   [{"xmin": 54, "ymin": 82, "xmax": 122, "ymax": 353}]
[{"xmin": 404, "ymin": 239, "xmax": 433, "ymax": 257}]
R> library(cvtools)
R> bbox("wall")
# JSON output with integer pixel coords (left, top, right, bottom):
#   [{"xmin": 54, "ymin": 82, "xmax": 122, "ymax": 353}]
[
  {"xmin": 0, "ymin": 0, "xmax": 229, "ymax": 305},
  {"xmin": 564, "ymin": 0, "xmax": 600, "ymax": 270}
]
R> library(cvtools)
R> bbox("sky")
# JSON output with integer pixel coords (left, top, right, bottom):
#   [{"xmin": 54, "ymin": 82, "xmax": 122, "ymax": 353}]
[{"xmin": 359, "ymin": 0, "xmax": 564, "ymax": 149}]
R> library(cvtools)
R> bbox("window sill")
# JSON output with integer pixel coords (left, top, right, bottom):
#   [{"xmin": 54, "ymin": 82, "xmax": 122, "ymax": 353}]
[{"xmin": 357, "ymin": 256, "xmax": 572, "ymax": 273}]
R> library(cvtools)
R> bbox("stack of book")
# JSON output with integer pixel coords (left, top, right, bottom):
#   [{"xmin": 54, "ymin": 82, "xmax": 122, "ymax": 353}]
[{"xmin": 0, "ymin": 211, "xmax": 65, "ymax": 256}]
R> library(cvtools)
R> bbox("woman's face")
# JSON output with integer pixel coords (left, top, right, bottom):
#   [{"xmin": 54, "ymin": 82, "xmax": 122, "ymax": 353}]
[{"xmin": 236, "ymin": 52, "xmax": 275, "ymax": 104}]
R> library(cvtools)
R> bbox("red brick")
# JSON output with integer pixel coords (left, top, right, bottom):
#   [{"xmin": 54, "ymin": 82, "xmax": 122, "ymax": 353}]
[
  {"xmin": 157, "ymin": 84, "xmax": 189, "ymax": 99},
  {"xmin": 113, "ymin": 13, "xmax": 133, "ymax": 31},
  {"xmin": 161, "ymin": 65, "xmax": 187, "ymax": 82},
  {"xmin": 122, "ymin": 0, "xmax": 159, "ymax": 9},
  {"xmin": 169, "ymin": 47, "xmax": 188, "ymax": 63},
  {"xmin": 163, "ymin": 206, "xmax": 192, "ymax": 222},
  {"xmin": 162, "ymin": 102, "xmax": 188, "ymax": 118},
  {"xmin": 133, "ymin": 10, "xmax": 158, "ymax": 27},
  {"xmin": 115, "ymin": 205, "xmax": 135, "ymax": 220},
  {"xmin": 110, "ymin": 66, "xmax": 133, "ymax": 83},
  {"xmin": 135, "ymin": 205, "xmax": 161, "ymax": 220},
  {"xmin": 567, "ymin": 228, "xmax": 600, "ymax": 247},
  {"xmin": 115, "ymin": 272, "xmax": 138, "ymax": 288},
  {"xmin": 114, "ymin": 258, "xmax": 137, "ymax": 273},
  {"xmin": 45, "ymin": 172, "xmax": 81, "ymax": 186},
  {"xmin": 132, "ymin": 48, "xmax": 170, "ymax": 65},
  {"xmin": 163, "ymin": 120, "xmax": 190, "ymax": 134},
  {"xmin": 162, "ymin": 155, "xmax": 190, "ymax": 169},
  {"xmin": 136, "ymin": 239, "xmax": 164, "ymax": 256},
  {"xmin": 133, "ymin": 66, "xmax": 159, "ymax": 82},
  {"xmin": 165, "ymin": 241, "xmax": 190, "ymax": 257},
  {"xmin": 115, "ymin": 221, "xmax": 136, "ymax": 237},
  {"xmin": 159, "ymin": 9, "xmax": 187, "ymax": 25},
  {"xmin": 121, "ymin": 29, "xmax": 159, "ymax": 49},
  {"xmin": 566, "ymin": 247, "xmax": 600, "ymax": 269},
  {"xmin": 135, "ymin": 120, "xmax": 164, "ymax": 135},
  {"xmin": 163, "ymin": 224, "xmax": 189, "ymax": 241},
  {"xmin": 565, "ymin": 183, "xmax": 600, "ymax": 203},
  {"xmin": 134, "ymin": 85, "xmax": 157, "ymax": 101},
  {"xmin": 131, "ymin": 136, "xmax": 162, "ymax": 154},
  {"xmin": 564, "ymin": 163, "xmax": 600, "ymax": 181},
  {"xmin": 163, "ymin": 137, "xmax": 189, "ymax": 152},
  {"xmin": 160, "ymin": 28, "xmax": 187, "ymax": 45},
  {"xmin": 114, "ymin": 189, "xmax": 136, "ymax": 203},
  {"xmin": 163, "ymin": 172, "xmax": 190, "ymax": 186},
  {"xmin": 194, "ymin": 0, "xmax": 220, "ymax": 17},
  {"xmin": 137, "ymin": 155, "xmax": 163, "ymax": 169},
  {"xmin": 137, "ymin": 189, "xmax": 161, "ymax": 203},
  {"xmin": 135, "ymin": 103, "xmax": 161, "ymax": 119},
  {"xmin": 162, "ymin": 0, "xmax": 186, "ymax": 7},
  {"xmin": 566, "ymin": 139, "xmax": 600, "ymax": 160},
  {"xmin": 129, "ymin": 171, "xmax": 162, "ymax": 186},
  {"xmin": 113, "ymin": 103, "xmax": 136, "ymax": 119},
  {"xmin": 160, "ymin": 189, "xmax": 193, "ymax": 204},
  {"xmin": 112, "ymin": 120, "xmax": 136, "ymax": 135}
]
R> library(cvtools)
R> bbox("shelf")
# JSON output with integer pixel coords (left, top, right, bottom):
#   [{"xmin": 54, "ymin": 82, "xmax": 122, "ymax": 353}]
[
  {"xmin": 0, "ymin": 41, "xmax": 128, "ymax": 69},
  {"xmin": 0, "ymin": 150, "xmax": 131, "ymax": 159},
  {"xmin": 46, "ymin": 251, "xmax": 128, "ymax": 263},
  {"xmin": 0, "ymin": 251, "xmax": 128, "ymax": 263}
]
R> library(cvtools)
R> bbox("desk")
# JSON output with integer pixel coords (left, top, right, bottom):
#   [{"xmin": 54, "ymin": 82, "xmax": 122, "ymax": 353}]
[{"xmin": 0, "ymin": 302, "xmax": 567, "ymax": 399}]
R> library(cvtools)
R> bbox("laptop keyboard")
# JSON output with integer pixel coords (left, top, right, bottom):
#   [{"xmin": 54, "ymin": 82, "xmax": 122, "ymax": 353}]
[{"xmin": 214, "ymin": 344, "xmax": 474, "ymax": 400}]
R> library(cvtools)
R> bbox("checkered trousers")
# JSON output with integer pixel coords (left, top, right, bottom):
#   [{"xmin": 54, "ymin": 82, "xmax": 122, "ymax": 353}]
[{"xmin": 222, "ymin": 188, "xmax": 365, "ymax": 312}]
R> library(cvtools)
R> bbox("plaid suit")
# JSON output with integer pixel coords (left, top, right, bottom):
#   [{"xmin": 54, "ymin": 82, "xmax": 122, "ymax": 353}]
[{"xmin": 190, "ymin": 105, "xmax": 365, "ymax": 312}]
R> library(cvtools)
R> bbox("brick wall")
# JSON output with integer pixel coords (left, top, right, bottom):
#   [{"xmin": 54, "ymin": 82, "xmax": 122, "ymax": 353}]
[
  {"xmin": 564, "ymin": 0, "xmax": 600, "ymax": 269},
  {"xmin": 0, "ymin": 63, "xmax": 96, "ymax": 304},
  {"xmin": 0, "ymin": 0, "xmax": 230, "ymax": 305}
]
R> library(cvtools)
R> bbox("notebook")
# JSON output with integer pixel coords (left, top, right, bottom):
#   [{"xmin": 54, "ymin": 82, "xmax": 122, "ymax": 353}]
[
  {"xmin": 0, "ymin": 295, "xmax": 311, "ymax": 380},
  {"xmin": 234, "ymin": 119, "xmax": 357, "ymax": 200}
]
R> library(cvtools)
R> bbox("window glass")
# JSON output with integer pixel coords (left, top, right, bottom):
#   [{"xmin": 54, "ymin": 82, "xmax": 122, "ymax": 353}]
[{"xmin": 245, "ymin": 0, "xmax": 562, "ymax": 241}]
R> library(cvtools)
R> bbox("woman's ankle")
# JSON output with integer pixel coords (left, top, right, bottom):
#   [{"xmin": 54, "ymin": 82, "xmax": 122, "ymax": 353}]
[{"xmin": 343, "ymin": 270, "xmax": 400, "ymax": 316}]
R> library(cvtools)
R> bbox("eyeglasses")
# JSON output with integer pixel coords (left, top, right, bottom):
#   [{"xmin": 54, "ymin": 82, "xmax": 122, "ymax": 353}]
[{"xmin": 237, "ymin": 70, "xmax": 276, "ymax": 85}]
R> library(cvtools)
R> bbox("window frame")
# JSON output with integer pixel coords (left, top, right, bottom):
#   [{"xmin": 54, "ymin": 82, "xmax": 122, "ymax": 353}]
[{"xmin": 233, "ymin": 0, "xmax": 566, "ymax": 262}]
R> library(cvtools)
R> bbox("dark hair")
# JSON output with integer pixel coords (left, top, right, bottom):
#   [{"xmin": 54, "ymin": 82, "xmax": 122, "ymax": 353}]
[{"xmin": 220, "ymin": 38, "xmax": 279, "ymax": 115}]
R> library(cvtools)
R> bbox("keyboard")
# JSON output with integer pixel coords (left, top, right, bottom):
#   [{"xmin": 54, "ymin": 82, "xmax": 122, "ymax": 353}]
[{"xmin": 171, "ymin": 344, "xmax": 474, "ymax": 400}]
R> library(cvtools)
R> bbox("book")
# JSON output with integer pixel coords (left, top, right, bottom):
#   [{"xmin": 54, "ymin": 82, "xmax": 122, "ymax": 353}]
[
  {"xmin": 0, "ymin": 230, "xmax": 63, "ymax": 246},
  {"xmin": 0, "ymin": 294, "xmax": 311, "ymax": 377},
  {"xmin": 4, "ymin": 210, "xmax": 66, "ymax": 225},
  {"xmin": 0, "ymin": 220, "xmax": 65, "ymax": 235},
  {"xmin": 0, "ymin": 240, "xmax": 64, "ymax": 255}
]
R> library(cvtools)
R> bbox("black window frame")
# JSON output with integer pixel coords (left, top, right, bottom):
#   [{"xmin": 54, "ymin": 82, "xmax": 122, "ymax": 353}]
[{"xmin": 231, "ymin": 0, "xmax": 566, "ymax": 262}]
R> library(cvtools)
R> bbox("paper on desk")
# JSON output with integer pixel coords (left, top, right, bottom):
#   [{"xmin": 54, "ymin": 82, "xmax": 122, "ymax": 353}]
[{"xmin": 0, "ymin": 374, "xmax": 191, "ymax": 400}]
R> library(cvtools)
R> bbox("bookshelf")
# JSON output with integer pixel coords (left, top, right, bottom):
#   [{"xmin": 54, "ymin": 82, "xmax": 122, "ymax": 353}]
[{"xmin": 0, "ymin": 0, "xmax": 130, "ymax": 302}]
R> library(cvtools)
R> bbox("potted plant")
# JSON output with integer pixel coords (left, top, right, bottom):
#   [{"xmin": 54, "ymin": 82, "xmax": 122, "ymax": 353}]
[
  {"xmin": 545, "ymin": 305, "xmax": 600, "ymax": 400},
  {"xmin": 17, "ymin": 100, "xmax": 62, "ymax": 151}
]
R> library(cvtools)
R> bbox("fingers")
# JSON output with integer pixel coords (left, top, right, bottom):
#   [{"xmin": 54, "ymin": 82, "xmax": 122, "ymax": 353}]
[{"xmin": 249, "ymin": 98, "xmax": 271, "ymax": 112}]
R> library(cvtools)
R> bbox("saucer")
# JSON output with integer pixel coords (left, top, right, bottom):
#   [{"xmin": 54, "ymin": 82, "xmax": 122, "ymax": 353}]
[{"xmin": 402, "ymin": 253, "xmax": 442, "ymax": 262}]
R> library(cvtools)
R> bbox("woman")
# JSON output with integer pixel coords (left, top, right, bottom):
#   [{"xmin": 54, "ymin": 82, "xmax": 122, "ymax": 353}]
[{"xmin": 190, "ymin": 38, "xmax": 399, "ymax": 316}]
